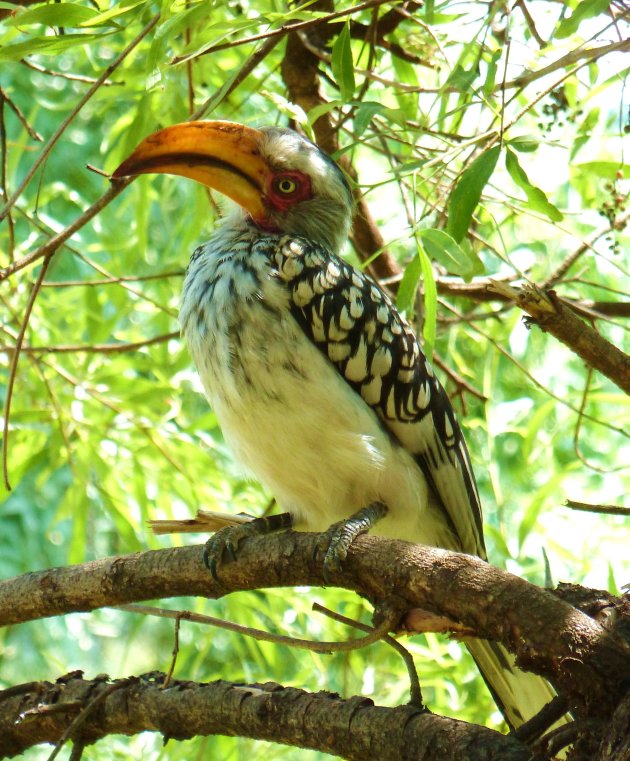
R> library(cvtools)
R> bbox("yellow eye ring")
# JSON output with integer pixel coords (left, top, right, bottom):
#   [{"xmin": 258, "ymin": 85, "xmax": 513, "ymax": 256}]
[{"xmin": 276, "ymin": 177, "xmax": 297, "ymax": 194}]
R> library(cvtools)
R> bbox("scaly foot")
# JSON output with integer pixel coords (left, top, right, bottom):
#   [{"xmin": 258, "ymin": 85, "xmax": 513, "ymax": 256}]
[
  {"xmin": 204, "ymin": 512, "xmax": 293, "ymax": 582},
  {"xmin": 319, "ymin": 502, "xmax": 388, "ymax": 582}
]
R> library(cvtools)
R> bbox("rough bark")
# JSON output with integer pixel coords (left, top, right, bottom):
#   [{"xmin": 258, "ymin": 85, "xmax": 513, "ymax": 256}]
[
  {"xmin": 490, "ymin": 281, "xmax": 630, "ymax": 394},
  {"xmin": 1, "ymin": 533, "xmax": 628, "ymax": 725},
  {"xmin": 0, "ymin": 674, "xmax": 534, "ymax": 761}
]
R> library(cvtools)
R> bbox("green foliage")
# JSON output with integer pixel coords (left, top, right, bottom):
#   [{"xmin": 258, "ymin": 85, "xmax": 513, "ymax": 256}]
[
  {"xmin": 0, "ymin": 0, "xmax": 628, "ymax": 757},
  {"xmin": 446, "ymin": 145, "xmax": 501, "ymax": 243},
  {"xmin": 331, "ymin": 21, "xmax": 355, "ymax": 101},
  {"xmin": 505, "ymin": 148, "xmax": 564, "ymax": 222}
]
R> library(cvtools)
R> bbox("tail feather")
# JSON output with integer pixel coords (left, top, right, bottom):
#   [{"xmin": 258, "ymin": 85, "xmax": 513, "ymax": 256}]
[{"xmin": 466, "ymin": 639, "xmax": 566, "ymax": 731}]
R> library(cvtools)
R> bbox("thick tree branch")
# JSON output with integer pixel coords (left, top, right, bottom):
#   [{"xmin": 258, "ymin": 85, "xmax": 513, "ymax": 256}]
[
  {"xmin": 490, "ymin": 281, "xmax": 630, "ymax": 394},
  {"xmin": 1, "ymin": 534, "xmax": 628, "ymax": 722},
  {"xmin": 434, "ymin": 277, "xmax": 630, "ymax": 318},
  {"xmin": 0, "ymin": 673, "xmax": 533, "ymax": 761}
]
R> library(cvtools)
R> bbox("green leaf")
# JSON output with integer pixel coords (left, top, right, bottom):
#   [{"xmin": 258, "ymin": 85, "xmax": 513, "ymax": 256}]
[
  {"xmin": 555, "ymin": 0, "xmax": 610, "ymax": 39},
  {"xmin": 4, "ymin": 2, "xmax": 100, "ymax": 27},
  {"xmin": 395, "ymin": 243, "xmax": 438, "ymax": 354},
  {"xmin": 446, "ymin": 145, "xmax": 500, "ymax": 242},
  {"xmin": 418, "ymin": 228, "xmax": 482, "ymax": 282},
  {"xmin": 307, "ymin": 100, "xmax": 342, "ymax": 126},
  {"xmin": 78, "ymin": 0, "xmax": 145, "ymax": 27},
  {"xmin": 505, "ymin": 148, "xmax": 564, "ymax": 222},
  {"xmin": 396, "ymin": 254, "xmax": 422, "ymax": 314},
  {"xmin": 0, "ymin": 33, "xmax": 99, "ymax": 60},
  {"xmin": 573, "ymin": 161, "xmax": 630, "ymax": 178},
  {"xmin": 418, "ymin": 244, "xmax": 437, "ymax": 354},
  {"xmin": 261, "ymin": 91, "xmax": 311, "ymax": 136},
  {"xmin": 331, "ymin": 22, "xmax": 355, "ymax": 101},
  {"xmin": 483, "ymin": 49, "xmax": 501, "ymax": 95},
  {"xmin": 508, "ymin": 136, "xmax": 540, "ymax": 153},
  {"xmin": 354, "ymin": 102, "xmax": 384, "ymax": 137},
  {"xmin": 444, "ymin": 64, "xmax": 478, "ymax": 92}
]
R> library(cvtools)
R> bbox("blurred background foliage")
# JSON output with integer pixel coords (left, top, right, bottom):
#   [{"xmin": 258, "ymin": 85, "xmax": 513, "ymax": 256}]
[{"xmin": 0, "ymin": 0, "xmax": 628, "ymax": 758}]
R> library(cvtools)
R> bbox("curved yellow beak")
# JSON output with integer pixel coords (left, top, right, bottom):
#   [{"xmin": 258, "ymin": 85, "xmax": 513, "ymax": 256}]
[{"xmin": 112, "ymin": 120, "xmax": 271, "ymax": 222}]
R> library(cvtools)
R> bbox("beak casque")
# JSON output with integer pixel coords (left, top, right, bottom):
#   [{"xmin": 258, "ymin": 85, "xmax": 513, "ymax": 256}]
[{"xmin": 112, "ymin": 120, "xmax": 271, "ymax": 222}]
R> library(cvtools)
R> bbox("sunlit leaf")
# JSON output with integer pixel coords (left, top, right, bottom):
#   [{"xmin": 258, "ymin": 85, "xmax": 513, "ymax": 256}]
[
  {"xmin": 505, "ymin": 148, "xmax": 564, "ymax": 222},
  {"xmin": 446, "ymin": 145, "xmax": 500, "ymax": 242},
  {"xmin": 396, "ymin": 253, "xmax": 422, "ymax": 314},
  {"xmin": 444, "ymin": 63, "xmax": 478, "ymax": 92},
  {"xmin": 331, "ymin": 22, "xmax": 355, "ymax": 101},
  {"xmin": 555, "ymin": 0, "xmax": 610, "ymax": 39},
  {"xmin": 4, "ymin": 2, "xmax": 100, "ymax": 27},
  {"xmin": 418, "ymin": 228, "xmax": 483, "ymax": 281},
  {"xmin": 508, "ymin": 136, "xmax": 540, "ymax": 153},
  {"xmin": 354, "ymin": 102, "xmax": 384, "ymax": 137},
  {"xmin": 0, "ymin": 33, "xmax": 100, "ymax": 59}
]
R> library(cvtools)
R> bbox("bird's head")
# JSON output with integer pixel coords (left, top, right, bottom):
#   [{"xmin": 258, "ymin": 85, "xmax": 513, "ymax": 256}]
[{"xmin": 113, "ymin": 121, "xmax": 353, "ymax": 254}]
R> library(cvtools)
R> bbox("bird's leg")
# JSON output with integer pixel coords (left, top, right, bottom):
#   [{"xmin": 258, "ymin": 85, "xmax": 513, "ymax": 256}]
[
  {"xmin": 204, "ymin": 512, "xmax": 293, "ymax": 582},
  {"xmin": 320, "ymin": 501, "xmax": 388, "ymax": 582}
]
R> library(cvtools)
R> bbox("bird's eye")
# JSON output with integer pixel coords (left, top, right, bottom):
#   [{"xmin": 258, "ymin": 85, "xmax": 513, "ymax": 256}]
[
  {"xmin": 268, "ymin": 172, "xmax": 312, "ymax": 209},
  {"xmin": 274, "ymin": 176, "xmax": 298, "ymax": 195}
]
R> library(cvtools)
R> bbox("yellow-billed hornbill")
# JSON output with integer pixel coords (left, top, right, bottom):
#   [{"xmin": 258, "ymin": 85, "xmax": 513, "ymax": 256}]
[{"xmin": 113, "ymin": 121, "xmax": 560, "ymax": 731}]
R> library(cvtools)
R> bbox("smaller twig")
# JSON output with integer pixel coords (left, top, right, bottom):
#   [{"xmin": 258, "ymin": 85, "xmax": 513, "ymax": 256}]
[
  {"xmin": 534, "ymin": 720, "xmax": 594, "ymax": 758},
  {"xmin": 21, "ymin": 59, "xmax": 122, "ymax": 86},
  {"xmin": 45, "ymin": 679, "xmax": 135, "ymax": 761},
  {"xmin": 0, "ymin": 178, "xmax": 132, "ymax": 283},
  {"xmin": 40, "ymin": 270, "xmax": 183, "ymax": 287},
  {"xmin": 171, "ymin": 0, "xmax": 392, "ymax": 65},
  {"xmin": 565, "ymin": 500, "xmax": 630, "ymax": 517},
  {"xmin": 68, "ymin": 741, "xmax": 86, "ymax": 761},
  {"xmin": 85, "ymin": 163, "xmax": 109, "ymax": 178},
  {"xmin": 513, "ymin": 695, "xmax": 569, "ymax": 743},
  {"xmin": 117, "ymin": 602, "xmax": 402, "ymax": 656},
  {"xmin": 0, "ymin": 86, "xmax": 43, "ymax": 141},
  {"xmin": 0, "ymin": 13, "xmax": 160, "ymax": 221},
  {"xmin": 163, "ymin": 616, "xmax": 182, "ymax": 689},
  {"xmin": 432, "ymin": 352, "xmax": 487, "ymax": 402},
  {"xmin": 503, "ymin": 38, "xmax": 629, "ymax": 91},
  {"xmin": 514, "ymin": 0, "xmax": 546, "ymax": 48},
  {"xmin": 0, "ymin": 331, "xmax": 180, "ymax": 356},
  {"xmin": 2, "ymin": 253, "xmax": 53, "ymax": 490},
  {"xmin": 0, "ymin": 682, "xmax": 47, "ymax": 701},
  {"xmin": 571, "ymin": 366, "xmax": 617, "ymax": 474},
  {"xmin": 21, "ymin": 701, "xmax": 83, "ymax": 718},
  {"xmin": 489, "ymin": 280, "xmax": 630, "ymax": 395},
  {"xmin": 542, "ymin": 209, "xmax": 630, "ymax": 289},
  {"xmin": 313, "ymin": 602, "xmax": 423, "ymax": 707},
  {"xmin": 0, "ymin": 90, "xmax": 15, "ymax": 261},
  {"xmin": 192, "ymin": 34, "xmax": 284, "ymax": 120},
  {"xmin": 444, "ymin": 299, "xmax": 628, "ymax": 437}
]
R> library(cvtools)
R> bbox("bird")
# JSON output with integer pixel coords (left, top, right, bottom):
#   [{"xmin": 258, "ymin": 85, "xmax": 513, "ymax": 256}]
[{"xmin": 113, "ymin": 120, "xmax": 562, "ymax": 733}]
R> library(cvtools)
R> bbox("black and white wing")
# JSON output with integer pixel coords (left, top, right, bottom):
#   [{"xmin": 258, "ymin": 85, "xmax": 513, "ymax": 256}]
[{"xmin": 269, "ymin": 235, "xmax": 485, "ymax": 559}]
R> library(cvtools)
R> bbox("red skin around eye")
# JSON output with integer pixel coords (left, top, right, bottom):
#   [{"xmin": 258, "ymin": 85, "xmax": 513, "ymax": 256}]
[{"xmin": 266, "ymin": 171, "xmax": 312, "ymax": 211}]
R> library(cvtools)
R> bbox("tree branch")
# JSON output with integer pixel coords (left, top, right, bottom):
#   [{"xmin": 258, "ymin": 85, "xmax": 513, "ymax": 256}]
[
  {"xmin": 1, "ymin": 534, "xmax": 628, "ymax": 721},
  {"xmin": 0, "ymin": 673, "xmax": 533, "ymax": 761},
  {"xmin": 490, "ymin": 281, "xmax": 630, "ymax": 394}
]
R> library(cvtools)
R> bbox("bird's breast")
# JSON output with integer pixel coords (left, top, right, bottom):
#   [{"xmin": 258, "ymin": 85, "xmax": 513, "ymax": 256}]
[{"xmin": 178, "ymin": 233, "xmax": 454, "ymax": 545}]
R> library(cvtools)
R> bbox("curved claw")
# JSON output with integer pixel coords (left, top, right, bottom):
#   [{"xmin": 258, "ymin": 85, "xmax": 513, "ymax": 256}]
[
  {"xmin": 203, "ymin": 512, "xmax": 294, "ymax": 583},
  {"xmin": 204, "ymin": 525, "xmax": 238, "ymax": 582},
  {"xmin": 319, "ymin": 502, "xmax": 388, "ymax": 584},
  {"xmin": 322, "ymin": 524, "xmax": 348, "ymax": 583}
]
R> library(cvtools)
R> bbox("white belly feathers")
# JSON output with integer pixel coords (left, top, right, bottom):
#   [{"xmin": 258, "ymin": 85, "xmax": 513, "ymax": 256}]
[{"xmin": 179, "ymin": 226, "xmax": 460, "ymax": 551}]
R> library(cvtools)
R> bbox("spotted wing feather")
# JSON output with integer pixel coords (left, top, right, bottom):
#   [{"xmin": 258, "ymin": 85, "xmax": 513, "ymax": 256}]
[{"xmin": 268, "ymin": 236, "xmax": 485, "ymax": 557}]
